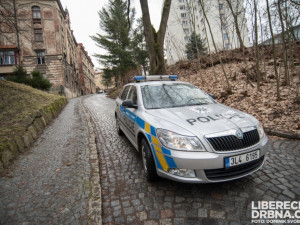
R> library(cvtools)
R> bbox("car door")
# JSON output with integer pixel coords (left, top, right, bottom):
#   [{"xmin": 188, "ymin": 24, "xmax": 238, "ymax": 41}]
[
  {"xmin": 117, "ymin": 85, "xmax": 131, "ymax": 134},
  {"xmin": 123, "ymin": 85, "xmax": 138, "ymax": 142}
]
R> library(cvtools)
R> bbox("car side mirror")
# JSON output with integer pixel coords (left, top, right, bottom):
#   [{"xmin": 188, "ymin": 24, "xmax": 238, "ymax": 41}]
[
  {"xmin": 209, "ymin": 94, "xmax": 216, "ymax": 100},
  {"xmin": 122, "ymin": 99, "xmax": 138, "ymax": 109}
]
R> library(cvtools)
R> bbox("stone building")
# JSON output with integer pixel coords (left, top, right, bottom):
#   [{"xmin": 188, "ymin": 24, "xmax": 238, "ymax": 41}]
[
  {"xmin": 77, "ymin": 43, "xmax": 96, "ymax": 95},
  {"xmin": 0, "ymin": 0, "xmax": 95, "ymax": 98}
]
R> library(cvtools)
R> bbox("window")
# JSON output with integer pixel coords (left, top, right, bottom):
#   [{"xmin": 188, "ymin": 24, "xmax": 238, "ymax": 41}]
[
  {"xmin": 180, "ymin": 5, "xmax": 185, "ymax": 10},
  {"xmin": 219, "ymin": 4, "xmax": 224, "ymax": 10},
  {"xmin": 182, "ymin": 20, "xmax": 187, "ymax": 25},
  {"xmin": 32, "ymin": 6, "xmax": 41, "ymax": 24},
  {"xmin": 184, "ymin": 36, "xmax": 189, "ymax": 42},
  {"xmin": 223, "ymin": 33, "xmax": 229, "ymax": 39},
  {"xmin": 0, "ymin": 51, "xmax": 17, "ymax": 65},
  {"xmin": 181, "ymin": 13, "xmax": 186, "ymax": 18},
  {"xmin": 183, "ymin": 28, "xmax": 189, "ymax": 34},
  {"xmin": 179, "ymin": 0, "xmax": 184, "ymax": 2},
  {"xmin": 127, "ymin": 86, "xmax": 137, "ymax": 105},
  {"xmin": 34, "ymin": 28, "xmax": 43, "ymax": 41},
  {"xmin": 36, "ymin": 51, "xmax": 45, "ymax": 64},
  {"xmin": 120, "ymin": 85, "xmax": 131, "ymax": 100}
]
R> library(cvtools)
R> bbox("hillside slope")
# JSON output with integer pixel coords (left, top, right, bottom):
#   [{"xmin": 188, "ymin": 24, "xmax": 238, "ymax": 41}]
[
  {"xmin": 167, "ymin": 45, "xmax": 300, "ymax": 138},
  {"xmin": 0, "ymin": 80, "xmax": 67, "ymax": 171}
]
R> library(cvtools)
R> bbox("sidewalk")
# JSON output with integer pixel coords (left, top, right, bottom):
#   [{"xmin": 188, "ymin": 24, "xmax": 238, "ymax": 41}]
[{"xmin": 0, "ymin": 97, "xmax": 101, "ymax": 225}]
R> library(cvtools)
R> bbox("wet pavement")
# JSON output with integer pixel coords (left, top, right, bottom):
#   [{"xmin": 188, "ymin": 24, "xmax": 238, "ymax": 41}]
[
  {"xmin": 0, "ymin": 94, "xmax": 299, "ymax": 225},
  {"xmin": 0, "ymin": 97, "xmax": 101, "ymax": 225},
  {"xmin": 83, "ymin": 94, "xmax": 300, "ymax": 225}
]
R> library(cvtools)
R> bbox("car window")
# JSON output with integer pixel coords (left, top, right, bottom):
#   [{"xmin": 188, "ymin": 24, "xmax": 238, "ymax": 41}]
[
  {"xmin": 120, "ymin": 85, "xmax": 131, "ymax": 100},
  {"xmin": 141, "ymin": 83, "xmax": 214, "ymax": 109},
  {"xmin": 127, "ymin": 86, "xmax": 137, "ymax": 105}
]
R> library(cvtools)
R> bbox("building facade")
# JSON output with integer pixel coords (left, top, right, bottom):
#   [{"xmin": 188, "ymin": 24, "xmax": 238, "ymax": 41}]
[
  {"xmin": 77, "ymin": 43, "xmax": 96, "ymax": 95},
  {"xmin": 0, "ymin": 0, "xmax": 95, "ymax": 98},
  {"xmin": 165, "ymin": 0, "xmax": 250, "ymax": 65}
]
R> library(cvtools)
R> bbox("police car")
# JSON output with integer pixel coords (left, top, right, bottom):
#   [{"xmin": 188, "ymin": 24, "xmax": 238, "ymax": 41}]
[{"xmin": 115, "ymin": 75, "xmax": 268, "ymax": 183}]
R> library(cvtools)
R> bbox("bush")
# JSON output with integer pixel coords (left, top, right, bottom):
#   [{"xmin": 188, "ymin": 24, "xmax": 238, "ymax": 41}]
[
  {"xmin": 30, "ymin": 70, "xmax": 52, "ymax": 91},
  {"xmin": 6, "ymin": 66, "xmax": 52, "ymax": 91},
  {"xmin": 6, "ymin": 66, "xmax": 31, "ymax": 85}
]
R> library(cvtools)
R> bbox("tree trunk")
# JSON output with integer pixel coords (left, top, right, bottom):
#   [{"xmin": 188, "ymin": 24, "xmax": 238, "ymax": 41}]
[
  {"xmin": 203, "ymin": 20, "xmax": 218, "ymax": 82},
  {"xmin": 277, "ymin": 0, "xmax": 290, "ymax": 86},
  {"xmin": 225, "ymin": 0, "xmax": 245, "ymax": 49},
  {"xmin": 199, "ymin": 0, "xmax": 231, "ymax": 91},
  {"xmin": 139, "ymin": 0, "xmax": 171, "ymax": 75},
  {"xmin": 266, "ymin": 0, "xmax": 280, "ymax": 99},
  {"xmin": 254, "ymin": 0, "xmax": 261, "ymax": 91}
]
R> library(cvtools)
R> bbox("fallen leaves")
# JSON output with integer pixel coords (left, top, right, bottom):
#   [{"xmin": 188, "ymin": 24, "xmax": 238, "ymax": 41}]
[{"xmin": 168, "ymin": 54, "xmax": 300, "ymax": 137}]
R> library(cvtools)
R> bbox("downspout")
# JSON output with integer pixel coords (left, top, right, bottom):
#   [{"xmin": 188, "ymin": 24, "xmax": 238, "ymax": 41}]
[{"xmin": 13, "ymin": 0, "xmax": 21, "ymax": 66}]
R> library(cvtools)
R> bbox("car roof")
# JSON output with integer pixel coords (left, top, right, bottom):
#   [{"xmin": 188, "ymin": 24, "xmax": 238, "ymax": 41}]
[{"xmin": 127, "ymin": 81, "xmax": 190, "ymax": 87}]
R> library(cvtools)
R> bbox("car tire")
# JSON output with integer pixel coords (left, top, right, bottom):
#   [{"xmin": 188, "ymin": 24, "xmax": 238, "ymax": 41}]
[
  {"xmin": 141, "ymin": 138, "xmax": 158, "ymax": 182},
  {"xmin": 115, "ymin": 116, "xmax": 123, "ymax": 135}
]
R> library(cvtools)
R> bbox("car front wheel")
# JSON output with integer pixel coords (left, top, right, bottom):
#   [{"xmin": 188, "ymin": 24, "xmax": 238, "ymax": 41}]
[{"xmin": 141, "ymin": 138, "xmax": 158, "ymax": 182}]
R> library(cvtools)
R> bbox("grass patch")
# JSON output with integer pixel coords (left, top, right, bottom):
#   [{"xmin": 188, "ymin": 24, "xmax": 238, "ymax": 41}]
[{"xmin": 0, "ymin": 80, "xmax": 64, "ymax": 141}]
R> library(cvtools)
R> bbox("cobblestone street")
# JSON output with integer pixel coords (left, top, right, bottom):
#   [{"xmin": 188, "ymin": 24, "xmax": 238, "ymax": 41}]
[
  {"xmin": 84, "ymin": 94, "xmax": 300, "ymax": 225},
  {"xmin": 0, "ymin": 97, "xmax": 101, "ymax": 225}
]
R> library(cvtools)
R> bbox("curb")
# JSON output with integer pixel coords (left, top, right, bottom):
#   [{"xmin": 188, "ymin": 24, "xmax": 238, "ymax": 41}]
[
  {"xmin": 0, "ymin": 97, "xmax": 68, "ymax": 173},
  {"xmin": 265, "ymin": 128, "xmax": 300, "ymax": 140},
  {"xmin": 79, "ymin": 98, "xmax": 102, "ymax": 225}
]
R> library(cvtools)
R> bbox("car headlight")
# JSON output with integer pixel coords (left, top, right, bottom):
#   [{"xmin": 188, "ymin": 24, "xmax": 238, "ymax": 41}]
[
  {"xmin": 257, "ymin": 123, "xmax": 265, "ymax": 139},
  {"xmin": 156, "ymin": 129, "xmax": 205, "ymax": 151}
]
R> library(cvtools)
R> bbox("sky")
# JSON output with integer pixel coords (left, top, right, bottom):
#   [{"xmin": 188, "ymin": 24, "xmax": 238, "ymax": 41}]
[{"xmin": 60, "ymin": 0, "xmax": 164, "ymax": 69}]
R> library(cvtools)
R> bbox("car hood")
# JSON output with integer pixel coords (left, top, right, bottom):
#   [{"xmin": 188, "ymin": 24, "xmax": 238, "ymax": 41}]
[{"xmin": 146, "ymin": 103, "xmax": 258, "ymax": 137}]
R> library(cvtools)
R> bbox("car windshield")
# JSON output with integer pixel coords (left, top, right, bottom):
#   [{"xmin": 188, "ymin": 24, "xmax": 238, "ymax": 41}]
[{"xmin": 141, "ymin": 83, "xmax": 214, "ymax": 109}]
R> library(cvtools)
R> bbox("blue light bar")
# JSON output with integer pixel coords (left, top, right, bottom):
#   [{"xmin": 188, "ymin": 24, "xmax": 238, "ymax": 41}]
[
  {"xmin": 133, "ymin": 76, "xmax": 146, "ymax": 81},
  {"xmin": 133, "ymin": 75, "xmax": 179, "ymax": 82},
  {"xmin": 169, "ymin": 75, "xmax": 178, "ymax": 80}
]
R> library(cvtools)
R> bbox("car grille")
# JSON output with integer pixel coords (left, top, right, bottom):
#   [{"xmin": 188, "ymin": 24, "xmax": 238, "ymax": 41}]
[
  {"xmin": 206, "ymin": 129, "xmax": 260, "ymax": 152},
  {"xmin": 204, "ymin": 156, "xmax": 265, "ymax": 181}
]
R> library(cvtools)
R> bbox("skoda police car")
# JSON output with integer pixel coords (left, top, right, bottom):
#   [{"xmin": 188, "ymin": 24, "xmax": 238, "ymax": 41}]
[{"xmin": 115, "ymin": 75, "xmax": 268, "ymax": 183}]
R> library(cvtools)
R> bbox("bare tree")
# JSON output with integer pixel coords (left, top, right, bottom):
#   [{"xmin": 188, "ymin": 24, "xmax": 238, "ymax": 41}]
[
  {"xmin": 0, "ymin": 0, "xmax": 36, "ymax": 65},
  {"xmin": 198, "ymin": 0, "xmax": 231, "ymax": 91},
  {"xmin": 0, "ymin": 0, "xmax": 20, "ymax": 47},
  {"xmin": 224, "ymin": 0, "xmax": 245, "ymax": 49},
  {"xmin": 253, "ymin": 0, "xmax": 261, "ymax": 91},
  {"xmin": 277, "ymin": 0, "xmax": 290, "ymax": 85},
  {"xmin": 139, "ymin": 0, "xmax": 171, "ymax": 75},
  {"xmin": 266, "ymin": 0, "xmax": 281, "ymax": 99}
]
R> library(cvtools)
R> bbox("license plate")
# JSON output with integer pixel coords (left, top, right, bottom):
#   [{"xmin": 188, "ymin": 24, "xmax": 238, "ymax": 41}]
[{"xmin": 225, "ymin": 150, "xmax": 260, "ymax": 168}]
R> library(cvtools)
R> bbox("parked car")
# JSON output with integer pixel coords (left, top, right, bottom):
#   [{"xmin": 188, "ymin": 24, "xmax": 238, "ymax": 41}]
[
  {"xmin": 115, "ymin": 75, "xmax": 268, "ymax": 183},
  {"xmin": 98, "ymin": 90, "xmax": 104, "ymax": 94}
]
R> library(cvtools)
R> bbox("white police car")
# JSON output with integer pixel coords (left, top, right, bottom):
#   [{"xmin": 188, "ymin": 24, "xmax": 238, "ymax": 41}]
[{"xmin": 115, "ymin": 75, "xmax": 268, "ymax": 183}]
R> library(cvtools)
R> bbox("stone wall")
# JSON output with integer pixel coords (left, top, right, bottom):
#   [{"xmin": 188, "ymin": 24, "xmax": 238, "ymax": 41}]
[{"xmin": 0, "ymin": 97, "xmax": 68, "ymax": 173}]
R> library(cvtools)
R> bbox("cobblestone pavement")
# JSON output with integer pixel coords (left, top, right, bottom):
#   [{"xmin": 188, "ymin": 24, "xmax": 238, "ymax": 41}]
[
  {"xmin": 0, "ymin": 97, "xmax": 101, "ymax": 225},
  {"xmin": 84, "ymin": 94, "xmax": 300, "ymax": 225}
]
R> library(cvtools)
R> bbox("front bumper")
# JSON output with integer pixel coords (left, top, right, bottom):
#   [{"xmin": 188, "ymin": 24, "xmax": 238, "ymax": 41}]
[{"xmin": 155, "ymin": 135, "xmax": 268, "ymax": 183}]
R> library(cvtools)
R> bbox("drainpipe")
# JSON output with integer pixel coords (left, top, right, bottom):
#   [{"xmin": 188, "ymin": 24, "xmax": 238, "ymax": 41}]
[{"xmin": 12, "ymin": 0, "xmax": 21, "ymax": 66}]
